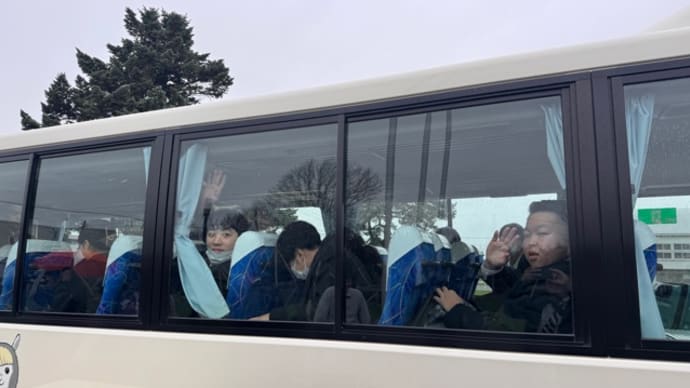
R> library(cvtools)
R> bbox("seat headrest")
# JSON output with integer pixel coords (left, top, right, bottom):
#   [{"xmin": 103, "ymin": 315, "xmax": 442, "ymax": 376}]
[
  {"xmin": 450, "ymin": 241, "xmax": 474, "ymax": 264},
  {"xmin": 7, "ymin": 239, "xmax": 73, "ymax": 266},
  {"xmin": 230, "ymin": 232, "xmax": 277, "ymax": 270},
  {"xmin": 106, "ymin": 235, "xmax": 143, "ymax": 270},
  {"xmin": 387, "ymin": 226, "xmax": 432, "ymax": 269}
]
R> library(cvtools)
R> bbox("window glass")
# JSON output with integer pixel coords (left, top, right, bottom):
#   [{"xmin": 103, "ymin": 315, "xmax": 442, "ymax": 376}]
[
  {"xmin": 626, "ymin": 77, "xmax": 690, "ymax": 340},
  {"xmin": 0, "ymin": 160, "xmax": 29, "ymax": 311},
  {"xmin": 169, "ymin": 124, "xmax": 337, "ymax": 322},
  {"xmin": 22, "ymin": 147, "xmax": 150, "ymax": 315},
  {"xmin": 346, "ymin": 96, "xmax": 573, "ymax": 333}
]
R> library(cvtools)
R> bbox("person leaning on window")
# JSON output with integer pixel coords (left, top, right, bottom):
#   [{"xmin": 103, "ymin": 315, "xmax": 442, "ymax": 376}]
[
  {"xmin": 434, "ymin": 200, "xmax": 572, "ymax": 333},
  {"xmin": 251, "ymin": 221, "xmax": 322, "ymax": 321}
]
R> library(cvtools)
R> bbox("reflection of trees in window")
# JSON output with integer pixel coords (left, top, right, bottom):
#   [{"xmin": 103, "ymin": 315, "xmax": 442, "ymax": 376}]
[
  {"xmin": 354, "ymin": 201, "xmax": 455, "ymax": 246},
  {"xmin": 245, "ymin": 201, "xmax": 298, "ymax": 232},
  {"xmin": 258, "ymin": 159, "xmax": 382, "ymax": 233}
]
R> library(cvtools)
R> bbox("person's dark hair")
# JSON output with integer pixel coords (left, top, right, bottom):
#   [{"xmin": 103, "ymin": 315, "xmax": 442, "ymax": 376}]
[
  {"xmin": 436, "ymin": 227, "xmax": 461, "ymax": 244},
  {"xmin": 276, "ymin": 221, "xmax": 321, "ymax": 264},
  {"xmin": 206, "ymin": 208, "xmax": 250, "ymax": 235},
  {"xmin": 78, "ymin": 219, "xmax": 115, "ymax": 252},
  {"xmin": 529, "ymin": 200, "xmax": 568, "ymax": 223}
]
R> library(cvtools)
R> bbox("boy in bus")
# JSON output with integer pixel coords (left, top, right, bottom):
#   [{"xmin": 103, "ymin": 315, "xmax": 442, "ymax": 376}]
[
  {"xmin": 253, "ymin": 222, "xmax": 375, "ymax": 322},
  {"xmin": 253, "ymin": 220, "xmax": 321, "ymax": 321},
  {"xmin": 203, "ymin": 208, "xmax": 250, "ymax": 293},
  {"xmin": 51, "ymin": 220, "xmax": 116, "ymax": 313},
  {"xmin": 434, "ymin": 200, "xmax": 572, "ymax": 333},
  {"xmin": 169, "ymin": 208, "xmax": 249, "ymax": 316}
]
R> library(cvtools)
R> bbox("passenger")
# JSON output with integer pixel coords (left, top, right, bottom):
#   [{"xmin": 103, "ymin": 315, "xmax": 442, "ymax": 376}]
[
  {"xmin": 253, "ymin": 223, "xmax": 373, "ymax": 322},
  {"xmin": 169, "ymin": 169, "xmax": 244, "ymax": 317},
  {"xmin": 52, "ymin": 220, "xmax": 116, "ymax": 313},
  {"xmin": 436, "ymin": 226, "xmax": 474, "ymax": 262},
  {"xmin": 309, "ymin": 229, "xmax": 377, "ymax": 323},
  {"xmin": 436, "ymin": 226, "xmax": 461, "ymax": 245},
  {"xmin": 434, "ymin": 200, "xmax": 572, "ymax": 333},
  {"xmin": 203, "ymin": 208, "xmax": 250, "ymax": 293},
  {"xmin": 252, "ymin": 220, "xmax": 321, "ymax": 321}
]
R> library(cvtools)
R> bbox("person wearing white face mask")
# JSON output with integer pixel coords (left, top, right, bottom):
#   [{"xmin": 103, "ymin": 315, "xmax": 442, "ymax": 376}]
[
  {"xmin": 203, "ymin": 209, "xmax": 250, "ymax": 294},
  {"xmin": 251, "ymin": 221, "xmax": 321, "ymax": 321}
]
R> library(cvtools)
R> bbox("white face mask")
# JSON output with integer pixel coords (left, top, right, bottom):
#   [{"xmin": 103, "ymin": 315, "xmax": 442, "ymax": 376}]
[
  {"xmin": 206, "ymin": 249, "xmax": 232, "ymax": 265},
  {"xmin": 291, "ymin": 261, "xmax": 309, "ymax": 280}
]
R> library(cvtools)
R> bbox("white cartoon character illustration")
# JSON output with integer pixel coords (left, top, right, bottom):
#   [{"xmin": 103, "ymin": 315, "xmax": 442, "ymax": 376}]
[{"xmin": 0, "ymin": 335, "xmax": 19, "ymax": 388}]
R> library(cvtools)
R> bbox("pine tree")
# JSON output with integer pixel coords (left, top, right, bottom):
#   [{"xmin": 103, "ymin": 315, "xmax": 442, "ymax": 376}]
[{"xmin": 21, "ymin": 7, "xmax": 232, "ymax": 130}]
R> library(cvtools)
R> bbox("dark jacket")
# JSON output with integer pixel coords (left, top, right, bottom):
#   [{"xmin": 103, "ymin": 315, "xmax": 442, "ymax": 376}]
[
  {"xmin": 269, "ymin": 236, "xmax": 368, "ymax": 322},
  {"xmin": 444, "ymin": 259, "xmax": 572, "ymax": 333}
]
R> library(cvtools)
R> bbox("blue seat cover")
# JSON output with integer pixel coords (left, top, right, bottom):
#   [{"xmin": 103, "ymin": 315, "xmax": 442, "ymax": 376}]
[
  {"xmin": 227, "ymin": 232, "xmax": 278, "ymax": 319},
  {"xmin": 379, "ymin": 226, "xmax": 435, "ymax": 326},
  {"xmin": 97, "ymin": 235, "xmax": 143, "ymax": 315}
]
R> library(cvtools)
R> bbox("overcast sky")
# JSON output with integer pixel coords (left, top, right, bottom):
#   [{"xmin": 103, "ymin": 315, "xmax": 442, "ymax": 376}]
[{"xmin": 2, "ymin": 1, "xmax": 689, "ymax": 134}]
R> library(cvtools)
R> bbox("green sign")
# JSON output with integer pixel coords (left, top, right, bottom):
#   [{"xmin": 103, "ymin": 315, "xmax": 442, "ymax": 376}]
[{"xmin": 638, "ymin": 208, "xmax": 677, "ymax": 224}]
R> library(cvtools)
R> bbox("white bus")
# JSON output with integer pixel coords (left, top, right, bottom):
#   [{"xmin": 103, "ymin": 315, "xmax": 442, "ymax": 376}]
[{"xmin": 1, "ymin": 20, "xmax": 690, "ymax": 388}]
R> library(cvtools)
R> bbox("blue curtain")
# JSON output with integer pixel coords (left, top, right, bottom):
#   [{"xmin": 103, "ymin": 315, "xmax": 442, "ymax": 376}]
[
  {"xmin": 541, "ymin": 103, "xmax": 566, "ymax": 190},
  {"xmin": 175, "ymin": 143, "xmax": 230, "ymax": 318},
  {"xmin": 625, "ymin": 93, "xmax": 664, "ymax": 339}
]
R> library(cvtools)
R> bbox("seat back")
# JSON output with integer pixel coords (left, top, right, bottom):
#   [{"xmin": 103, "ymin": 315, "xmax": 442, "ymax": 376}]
[
  {"xmin": 0, "ymin": 240, "xmax": 73, "ymax": 311},
  {"xmin": 378, "ymin": 226, "xmax": 435, "ymax": 325},
  {"xmin": 97, "ymin": 235, "xmax": 143, "ymax": 315},
  {"xmin": 447, "ymin": 248, "xmax": 484, "ymax": 301},
  {"xmin": 227, "ymin": 232, "xmax": 278, "ymax": 319}
]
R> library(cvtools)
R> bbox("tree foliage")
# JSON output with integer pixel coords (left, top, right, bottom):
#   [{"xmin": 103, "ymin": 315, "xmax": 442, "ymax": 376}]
[{"xmin": 21, "ymin": 7, "xmax": 232, "ymax": 129}]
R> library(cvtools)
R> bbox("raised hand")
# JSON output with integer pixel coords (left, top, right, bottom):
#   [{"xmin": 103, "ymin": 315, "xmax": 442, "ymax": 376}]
[
  {"xmin": 200, "ymin": 169, "xmax": 226, "ymax": 207},
  {"xmin": 485, "ymin": 226, "xmax": 520, "ymax": 270}
]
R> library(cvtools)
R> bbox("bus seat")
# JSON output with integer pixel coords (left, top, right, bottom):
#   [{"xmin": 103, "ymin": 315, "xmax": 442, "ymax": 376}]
[
  {"xmin": 378, "ymin": 226, "xmax": 435, "ymax": 326},
  {"xmin": 447, "ymin": 247, "xmax": 484, "ymax": 301},
  {"xmin": 0, "ymin": 245, "xmax": 10, "ymax": 293},
  {"xmin": 0, "ymin": 240, "xmax": 73, "ymax": 311},
  {"xmin": 97, "ymin": 235, "xmax": 143, "ymax": 315},
  {"xmin": 635, "ymin": 221, "xmax": 665, "ymax": 339},
  {"xmin": 227, "ymin": 231, "xmax": 278, "ymax": 319}
]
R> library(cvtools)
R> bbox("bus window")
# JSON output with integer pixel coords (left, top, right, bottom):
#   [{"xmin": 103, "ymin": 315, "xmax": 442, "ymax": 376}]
[
  {"xmin": 346, "ymin": 96, "xmax": 574, "ymax": 333},
  {"xmin": 625, "ymin": 77, "xmax": 690, "ymax": 340},
  {"xmin": 169, "ymin": 124, "xmax": 337, "ymax": 322},
  {"xmin": 21, "ymin": 147, "xmax": 150, "ymax": 315},
  {"xmin": 0, "ymin": 160, "xmax": 29, "ymax": 311}
]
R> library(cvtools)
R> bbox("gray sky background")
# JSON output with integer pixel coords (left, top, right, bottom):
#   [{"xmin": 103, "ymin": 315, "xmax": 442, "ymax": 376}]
[{"xmin": 2, "ymin": 1, "xmax": 690, "ymax": 134}]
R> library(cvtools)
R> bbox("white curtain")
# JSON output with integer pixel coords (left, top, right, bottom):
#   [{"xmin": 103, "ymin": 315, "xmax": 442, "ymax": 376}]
[
  {"xmin": 541, "ymin": 103, "xmax": 566, "ymax": 190},
  {"xmin": 626, "ymin": 95, "xmax": 655, "ymax": 203},
  {"xmin": 143, "ymin": 147, "xmax": 151, "ymax": 186},
  {"xmin": 174, "ymin": 143, "xmax": 229, "ymax": 318},
  {"xmin": 626, "ymin": 93, "xmax": 664, "ymax": 339}
]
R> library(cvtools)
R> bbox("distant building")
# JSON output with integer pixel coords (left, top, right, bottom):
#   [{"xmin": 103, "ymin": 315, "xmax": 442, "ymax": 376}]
[{"xmin": 644, "ymin": 207, "xmax": 690, "ymax": 283}]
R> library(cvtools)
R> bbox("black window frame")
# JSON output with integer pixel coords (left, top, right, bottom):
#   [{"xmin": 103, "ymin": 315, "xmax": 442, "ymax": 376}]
[
  {"xmin": 594, "ymin": 57, "xmax": 690, "ymax": 361},
  {"xmin": 151, "ymin": 72, "xmax": 604, "ymax": 357},
  {"xmin": 0, "ymin": 134, "xmax": 166, "ymax": 330},
  {"xmin": 158, "ymin": 116, "xmax": 343, "ymax": 338}
]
